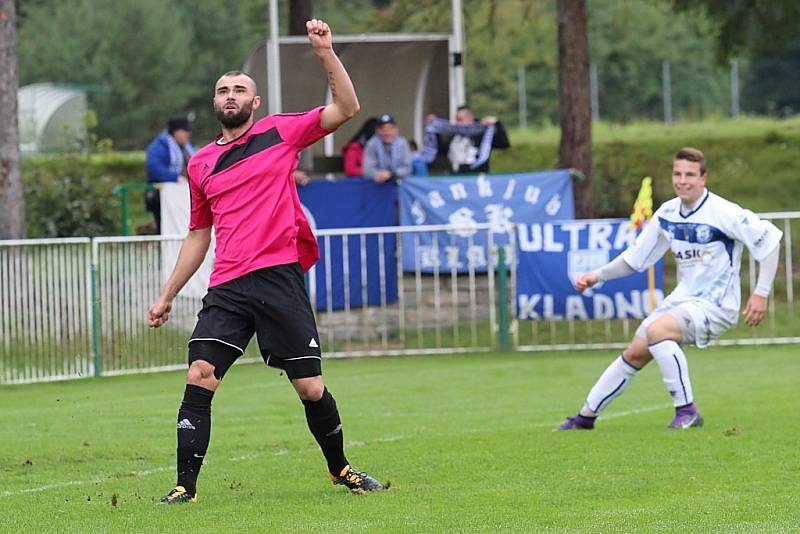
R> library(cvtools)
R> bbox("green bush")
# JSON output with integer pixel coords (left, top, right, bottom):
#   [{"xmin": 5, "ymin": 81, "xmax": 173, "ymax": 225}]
[
  {"xmin": 20, "ymin": 116, "xmax": 800, "ymax": 237},
  {"xmin": 22, "ymin": 152, "xmax": 146, "ymax": 238},
  {"xmin": 493, "ymin": 123, "xmax": 800, "ymax": 217}
]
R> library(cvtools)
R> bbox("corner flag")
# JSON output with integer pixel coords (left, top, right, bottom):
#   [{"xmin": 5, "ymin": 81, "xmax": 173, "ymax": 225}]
[
  {"xmin": 630, "ymin": 177, "xmax": 656, "ymax": 311},
  {"xmin": 630, "ymin": 176, "xmax": 653, "ymax": 230}
]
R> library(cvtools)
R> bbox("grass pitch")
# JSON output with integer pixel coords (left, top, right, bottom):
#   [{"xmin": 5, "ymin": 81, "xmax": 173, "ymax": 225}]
[{"xmin": 2, "ymin": 345, "xmax": 798, "ymax": 533}]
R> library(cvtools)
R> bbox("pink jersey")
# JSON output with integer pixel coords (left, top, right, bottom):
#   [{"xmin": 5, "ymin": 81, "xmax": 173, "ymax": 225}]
[{"xmin": 186, "ymin": 107, "xmax": 331, "ymax": 287}]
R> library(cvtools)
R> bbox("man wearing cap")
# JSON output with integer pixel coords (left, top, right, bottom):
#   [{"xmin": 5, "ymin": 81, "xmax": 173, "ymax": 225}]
[
  {"xmin": 362, "ymin": 112, "xmax": 412, "ymax": 183},
  {"xmin": 145, "ymin": 117, "xmax": 196, "ymax": 233}
]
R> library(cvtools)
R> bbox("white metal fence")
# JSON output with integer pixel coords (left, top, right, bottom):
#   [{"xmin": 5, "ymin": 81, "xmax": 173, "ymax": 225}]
[
  {"xmin": 0, "ymin": 238, "xmax": 93, "ymax": 383},
  {"xmin": 513, "ymin": 212, "xmax": 800, "ymax": 351},
  {"xmin": 1, "ymin": 214, "xmax": 798, "ymax": 384}
]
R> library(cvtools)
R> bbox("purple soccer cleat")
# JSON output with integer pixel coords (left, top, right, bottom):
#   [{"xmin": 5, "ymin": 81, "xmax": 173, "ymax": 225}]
[
  {"xmin": 668, "ymin": 403, "xmax": 704, "ymax": 429},
  {"xmin": 556, "ymin": 414, "xmax": 596, "ymax": 431}
]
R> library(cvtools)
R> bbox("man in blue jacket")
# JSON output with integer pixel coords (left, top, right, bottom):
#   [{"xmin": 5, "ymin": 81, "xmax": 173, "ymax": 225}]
[{"xmin": 145, "ymin": 117, "xmax": 196, "ymax": 233}]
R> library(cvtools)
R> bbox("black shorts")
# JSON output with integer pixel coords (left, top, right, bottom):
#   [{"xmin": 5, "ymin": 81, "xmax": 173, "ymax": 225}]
[{"xmin": 188, "ymin": 263, "xmax": 322, "ymax": 380}]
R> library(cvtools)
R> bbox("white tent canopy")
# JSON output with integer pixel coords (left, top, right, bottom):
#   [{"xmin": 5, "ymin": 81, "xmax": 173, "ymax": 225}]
[
  {"xmin": 18, "ymin": 83, "xmax": 88, "ymax": 155},
  {"xmin": 243, "ymin": 33, "xmax": 455, "ymax": 158}
]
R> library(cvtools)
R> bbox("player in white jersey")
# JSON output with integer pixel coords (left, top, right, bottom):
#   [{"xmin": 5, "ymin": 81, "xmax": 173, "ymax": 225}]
[{"xmin": 558, "ymin": 147, "xmax": 782, "ymax": 430}]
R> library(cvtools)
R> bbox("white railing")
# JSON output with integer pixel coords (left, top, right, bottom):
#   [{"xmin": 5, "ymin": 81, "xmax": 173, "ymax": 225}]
[
  {"xmin": 0, "ymin": 238, "xmax": 93, "ymax": 383},
  {"xmin": 513, "ymin": 212, "xmax": 800, "ymax": 351},
  {"xmin": 1, "ymin": 213, "xmax": 798, "ymax": 384},
  {"xmin": 0, "ymin": 224, "xmax": 505, "ymax": 383}
]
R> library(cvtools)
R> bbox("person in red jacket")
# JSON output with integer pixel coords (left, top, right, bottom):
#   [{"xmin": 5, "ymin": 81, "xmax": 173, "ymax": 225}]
[{"xmin": 342, "ymin": 116, "xmax": 377, "ymax": 177}]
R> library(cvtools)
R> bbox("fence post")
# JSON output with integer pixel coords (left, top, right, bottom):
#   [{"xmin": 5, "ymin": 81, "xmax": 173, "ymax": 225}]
[
  {"xmin": 120, "ymin": 188, "xmax": 129, "ymax": 236},
  {"xmin": 90, "ymin": 244, "xmax": 102, "ymax": 376},
  {"xmin": 497, "ymin": 246, "xmax": 510, "ymax": 352},
  {"xmin": 517, "ymin": 66, "xmax": 527, "ymax": 129},
  {"xmin": 662, "ymin": 61, "xmax": 673, "ymax": 126},
  {"xmin": 590, "ymin": 62, "xmax": 599, "ymax": 121},
  {"xmin": 113, "ymin": 183, "xmax": 154, "ymax": 237},
  {"xmin": 730, "ymin": 58, "xmax": 740, "ymax": 118}
]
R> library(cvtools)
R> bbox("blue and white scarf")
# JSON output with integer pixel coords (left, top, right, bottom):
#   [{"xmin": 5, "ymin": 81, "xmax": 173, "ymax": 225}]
[
  {"xmin": 161, "ymin": 131, "xmax": 196, "ymax": 176},
  {"xmin": 421, "ymin": 118, "xmax": 494, "ymax": 170}
]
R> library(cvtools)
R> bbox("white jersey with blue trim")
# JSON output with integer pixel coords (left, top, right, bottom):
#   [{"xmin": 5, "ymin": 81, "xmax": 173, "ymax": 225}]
[{"xmin": 622, "ymin": 189, "xmax": 782, "ymax": 320}]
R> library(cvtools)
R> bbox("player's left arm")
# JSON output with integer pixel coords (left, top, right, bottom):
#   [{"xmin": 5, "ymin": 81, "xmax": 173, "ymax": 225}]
[
  {"xmin": 307, "ymin": 19, "xmax": 359, "ymax": 131},
  {"xmin": 725, "ymin": 208, "xmax": 783, "ymax": 327},
  {"xmin": 743, "ymin": 242, "xmax": 780, "ymax": 326}
]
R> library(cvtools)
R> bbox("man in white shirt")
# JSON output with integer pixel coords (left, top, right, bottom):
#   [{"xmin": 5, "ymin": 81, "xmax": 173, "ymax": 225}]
[{"xmin": 558, "ymin": 147, "xmax": 782, "ymax": 430}]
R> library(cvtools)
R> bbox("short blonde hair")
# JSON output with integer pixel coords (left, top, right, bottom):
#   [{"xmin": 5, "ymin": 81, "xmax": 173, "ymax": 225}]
[{"xmin": 674, "ymin": 147, "xmax": 706, "ymax": 175}]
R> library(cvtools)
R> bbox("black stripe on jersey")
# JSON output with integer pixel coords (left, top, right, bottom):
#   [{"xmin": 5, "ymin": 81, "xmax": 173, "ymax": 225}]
[{"xmin": 211, "ymin": 127, "xmax": 283, "ymax": 175}]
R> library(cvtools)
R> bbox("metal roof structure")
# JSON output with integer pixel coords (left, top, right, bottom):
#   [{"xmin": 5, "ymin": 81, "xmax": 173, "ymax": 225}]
[
  {"xmin": 243, "ymin": 33, "xmax": 456, "ymax": 157},
  {"xmin": 18, "ymin": 83, "xmax": 87, "ymax": 154}
]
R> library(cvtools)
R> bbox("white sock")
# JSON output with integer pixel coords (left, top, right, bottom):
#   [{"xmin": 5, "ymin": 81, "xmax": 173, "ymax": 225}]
[
  {"xmin": 648, "ymin": 339, "xmax": 693, "ymax": 407},
  {"xmin": 581, "ymin": 355, "xmax": 639, "ymax": 416}
]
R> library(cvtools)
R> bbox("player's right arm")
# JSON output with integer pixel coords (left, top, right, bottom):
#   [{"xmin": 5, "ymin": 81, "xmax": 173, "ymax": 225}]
[
  {"xmin": 148, "ymin": 227, "xmax": 211, "ymax": 328},
  {"xmin": 575, "ymin": 255, "xmax": 635, "ymax": 292},
  {"xmin": 575, "ymin": 272, "xmax": 600, "ymax": 292},
  {"xmin": 575, "ymin": 213, "xmax": 669, "ymax": 292}
]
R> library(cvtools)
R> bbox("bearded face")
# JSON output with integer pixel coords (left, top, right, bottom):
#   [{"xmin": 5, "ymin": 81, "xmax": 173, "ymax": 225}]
[{"xmin": 214, "ymin": 97, "xmax": 256, "ymax": 129}]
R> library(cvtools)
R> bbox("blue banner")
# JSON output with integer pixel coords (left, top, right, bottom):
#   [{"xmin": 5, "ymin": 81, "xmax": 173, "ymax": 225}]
[
  {"xmin": 398, "ymin": 171, "xmax": 574, "ymax": 272},
  {"xmin": 298, "ymin": 179, "xmax": 398, "ymax": 311},
  {"xmin": 515, "ymin": 219, "xmax": 664, "ymax": 320}
]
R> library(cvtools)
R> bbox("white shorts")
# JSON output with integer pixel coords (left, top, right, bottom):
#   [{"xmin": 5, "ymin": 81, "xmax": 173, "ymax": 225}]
[{"xmin": 635, "ymin": 299, "xmax": 736, "ymax": 348}]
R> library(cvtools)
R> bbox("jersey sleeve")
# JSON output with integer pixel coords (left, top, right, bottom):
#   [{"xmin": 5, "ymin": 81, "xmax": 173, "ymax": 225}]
[
  {"xmin": 275, "ymin": 107, "xmax": 334, "ymax": 150},
  {"xmin": 187, "ymin": 164, "xmax": 212, "ymax": 230},
  {"xmin": 724, "ymin": 208, "xmax": 783, "ymax": 262},
  {"xmin": 621, "ymin": 214, "xmax": 671, "ymax": 271}
]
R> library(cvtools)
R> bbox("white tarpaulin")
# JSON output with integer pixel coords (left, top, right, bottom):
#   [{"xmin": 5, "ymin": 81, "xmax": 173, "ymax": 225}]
[{"xmin": 159, "ymin": 183, "xmax": 214, "ymax": 299}]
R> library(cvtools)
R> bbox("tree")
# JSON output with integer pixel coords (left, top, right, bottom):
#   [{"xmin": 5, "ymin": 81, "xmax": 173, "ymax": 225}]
[
  {"xmin": 589, "ymin": 2, "xmax": 729, "ymax": 122},
  {"xmin": 672, "ymin": 0, "xmax": 800, "ymax": 59},
  {"xmin": 18, "ymin": 0, "xmax": 246, "ymax": 148},
  {"xmin": 0, "ymin": 0, "xmax": 24, "ymax": 238},
  {"xmin": 671, "ymin": 1, "xmax": 800, "ymax": 117},
  {"xmin": 743, "ymin": 44, "xmax": 800, "ymax": 116},
  {"xmin": 289, "ymin": 0, "xmax": 313, "ymax": 35},
  {"xmin": 557, "ymin": 0, "xmax": 592, "ymax": 218}
]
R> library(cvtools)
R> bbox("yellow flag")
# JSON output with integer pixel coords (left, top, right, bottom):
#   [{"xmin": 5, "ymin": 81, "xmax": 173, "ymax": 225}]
[{"xmin": 630, "ymin": 176, "xmax": 653, "ymax": 230}]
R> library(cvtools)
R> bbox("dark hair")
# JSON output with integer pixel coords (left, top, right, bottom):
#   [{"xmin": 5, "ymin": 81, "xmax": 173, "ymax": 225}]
[
  {"xmin": 218, "ymin": 70, "xmax": 257, "ymax": 90},
  {"xmin": 456, "ymin": 105, "xmax": 472, "ymax": 113},
  {"xmin": 348, "ymin": 117, "xmax": 379, "ymax": 145},
  {"xmin": 167, "ymin": 117, "xmax": 191, "ymax": 133},
  {"xmin": 409, "ymin": 140, "xmax": 418, "ymax": 151},
  {"xmin": 220, "ymin": 70, "xmax": 254, "ymax": 80},
  {"xmin": 674, "ymin": 147, "xmax": 707, "ymax": 174}
]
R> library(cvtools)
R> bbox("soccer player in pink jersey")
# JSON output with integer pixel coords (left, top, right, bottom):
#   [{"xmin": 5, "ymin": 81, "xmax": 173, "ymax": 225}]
[{"xmin": 148, "ymin": 19, "xmax": 384, "ymax": 503}]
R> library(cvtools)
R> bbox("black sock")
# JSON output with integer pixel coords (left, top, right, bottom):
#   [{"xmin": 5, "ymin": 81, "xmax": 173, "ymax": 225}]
[
  {"xmin": 176, "ymin": 384, "xmax": 214, "ymax": 495},
  {"xmin": 302, "ymin": 388, "xmax": 348, "ymax": 475}
]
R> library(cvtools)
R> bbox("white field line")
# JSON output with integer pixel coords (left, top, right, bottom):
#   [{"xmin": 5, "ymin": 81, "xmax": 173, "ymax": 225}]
[
  {"xmin": 2, "ymin": 405, "xmax": 668, "ymax": 499},
  {"xmin": 601, "ymin": 404, "xmax": 672, "ymax": 420},
  {"xmin": 0, "ymin": 434, "xmax": 408, "ymax": 498},
  {"xmin": 532, "ymin": 404, "xmax": 672, "ymax": 428},
  {"xmin": 0, "ymin": 466, "xmax": 173, "ymax": 498},
  {"xmin": 536, "ymin": 403, "xmax": 673, "ymax": 429}
]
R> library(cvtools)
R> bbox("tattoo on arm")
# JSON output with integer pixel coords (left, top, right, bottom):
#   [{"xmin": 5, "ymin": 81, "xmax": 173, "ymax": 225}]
[{"xmin": 326, "ymin": 71, "xmax": 337, "ymax": 99}]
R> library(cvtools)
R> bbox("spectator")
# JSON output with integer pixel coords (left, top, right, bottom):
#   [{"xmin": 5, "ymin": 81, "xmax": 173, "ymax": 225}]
[
  {"xmin": 408, "ymin": 140, "xmax": 428, "ymax": 176},
  {"xmin": 144, "ymin": 117, "xmax": 196, "ymax": 233},
  {"xmin": 362, "ymin": 113, "xmax": 411, "ymax": 183},
  {"xmin": 422, "ymin": 105, "xmax": 510, "ymax": 174},
  {"xmin": 342, "ymin": 116, "xmax": 378, "ymax": 177},
  {"xmin": 293, "ymin": 150, "xmax": 313, "ymax": 186}
]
